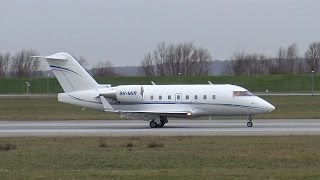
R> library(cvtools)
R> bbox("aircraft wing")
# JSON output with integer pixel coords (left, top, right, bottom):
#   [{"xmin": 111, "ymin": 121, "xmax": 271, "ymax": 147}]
[
  {"xmin": 117, "ymin": 111, "xmax": 191, "ymax": 120},
  {"xmin": 100, "ymin": 96, "xmax": 192, "ymax": 119},
  {"xmin": 116, "ymin": 111, "xmax": 191, "ymax": 116}
]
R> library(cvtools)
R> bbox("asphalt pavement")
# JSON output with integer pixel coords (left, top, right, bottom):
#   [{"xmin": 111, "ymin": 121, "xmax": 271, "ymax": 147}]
[{"xmin": 0, "ymin": 119, "xmax": 319, "ymax": 136}]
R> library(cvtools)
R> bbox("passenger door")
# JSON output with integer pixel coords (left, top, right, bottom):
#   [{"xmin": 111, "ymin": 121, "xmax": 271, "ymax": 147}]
[{"xmin": 175, "ymin": 93, "xmax": 182, "ymax": 103}]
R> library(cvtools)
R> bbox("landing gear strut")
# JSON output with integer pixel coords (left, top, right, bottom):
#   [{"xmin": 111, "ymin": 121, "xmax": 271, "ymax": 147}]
[
  {"xmin": 149, "ymin": 116, "xmax": 168, "ymax": 128},
  {"xmin": 247, "ymin": 115, "xmax": 253, "ymax": 127}
]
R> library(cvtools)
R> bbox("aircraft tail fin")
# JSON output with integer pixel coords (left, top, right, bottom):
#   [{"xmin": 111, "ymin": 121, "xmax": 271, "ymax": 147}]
[{"xmin": 43, "ymin": 52, "xmax": 99, "ymax": 92}]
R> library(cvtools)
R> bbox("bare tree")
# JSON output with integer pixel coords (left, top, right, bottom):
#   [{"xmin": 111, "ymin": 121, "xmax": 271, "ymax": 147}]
[
  {"xmin": 139, "ymin": 53, "xmax": 155, "ymax": 76},
  {"xmin": 305, "ymin": 42, "xmax": 320, "ymax": 73},
  {"xmin": 140, "ymin": 42, "xmax": 212, "ymax": 76},
  {"xmin": 275, "ymin": 43, "xmax": 300, "ymax": 74},
  {"xmin": 154, "ymin": 42, "xmax": 167, "ymax": 76},
  {"xmin": 193, "ymin": 47, "xmax": 211, "ymax": 75},
  {"xmin": 91, "ymin": 61, "xmax": 116, "ymax": 77},
  {"xmin": 0, "ymin": 52, "xmax": 10, "ymax": 77},
  {"xmin": 10, "ymin": 49, "xmax": 39, "ymax": 77},
  {"xmin": 230, "ymin": 52, "xmax": 272, "ymax": 75},
  {"xmin": 230, "ymin": 51, "xmax": 248, "ymax": 75}
]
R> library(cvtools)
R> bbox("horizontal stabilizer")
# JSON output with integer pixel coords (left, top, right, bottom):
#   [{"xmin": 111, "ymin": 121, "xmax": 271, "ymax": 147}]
[
  {"xmin": 31, "ymin": 55, "xmax": 68, "ymax": 61},
  {"xmin": 45, "ymin": 54, "xmax": 68, "ymax": 61},
  {"xmin": 30, "ymin": 56, "xmax": 45, "ymax": 59}
]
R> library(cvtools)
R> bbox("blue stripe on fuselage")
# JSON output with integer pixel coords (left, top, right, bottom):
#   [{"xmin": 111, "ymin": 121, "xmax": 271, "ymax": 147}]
[{"xmin": 50, "ymin": 65, "xmax": 82, "ymax": 77}]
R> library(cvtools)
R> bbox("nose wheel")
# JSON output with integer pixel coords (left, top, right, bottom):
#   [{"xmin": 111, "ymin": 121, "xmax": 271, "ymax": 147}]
[{"xmin": 247, "ymin": 115, "xmax": 253, "ymax": 127}]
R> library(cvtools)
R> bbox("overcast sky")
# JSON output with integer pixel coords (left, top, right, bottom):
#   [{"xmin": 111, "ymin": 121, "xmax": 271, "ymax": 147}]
[{"xmin": 1, "ymin": 0, "xmax": 320, "ymax": 67}]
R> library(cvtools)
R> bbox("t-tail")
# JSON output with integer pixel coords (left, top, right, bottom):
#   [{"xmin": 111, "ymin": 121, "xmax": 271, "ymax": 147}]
[{"xmin": 43, "ymin": 52, "xmax": 98, "ymax": 92}]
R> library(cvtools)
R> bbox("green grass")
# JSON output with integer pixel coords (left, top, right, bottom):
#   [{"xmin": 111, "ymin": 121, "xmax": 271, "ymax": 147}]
[
  {"xmin": 0, "ymin": 96, "xmax": 320, "ymax": 120},
  {"xmin": 0, "ymin": 97, "xmax": 117, "ymax": 120},
  {"xmin": 257, "ymin": 95, "xmax": 320, "ymax": 119},
  {"xmin": 0, "ymin": 136, "xmax": 320, "ymax": 179},
  {"xmin": 0, "ymin": 75, "xmax": 320, "ymax": 93}
]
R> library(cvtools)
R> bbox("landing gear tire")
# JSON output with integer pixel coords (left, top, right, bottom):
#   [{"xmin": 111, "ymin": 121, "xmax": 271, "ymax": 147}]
[
  {"xmin": 149, "ymin": 121, "xmax": 158, "ymax": 128},
  {"xmin": 247, "ymin": 121, "xmax": 253, "ymax": 127}
]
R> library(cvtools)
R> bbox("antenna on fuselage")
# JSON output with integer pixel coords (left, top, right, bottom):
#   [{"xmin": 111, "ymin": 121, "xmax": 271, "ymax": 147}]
[
  {"xmin": 208, "ymin": 81, "xmax": 213, "ymax": 85},
  {"xmin": 151, "ymin": 81, "xmax": 156, "ymax": 85}
]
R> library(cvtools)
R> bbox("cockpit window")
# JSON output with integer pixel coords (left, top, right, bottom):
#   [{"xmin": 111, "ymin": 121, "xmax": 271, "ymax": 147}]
[
  {"xmin": 233, "ymin": 91, "xmax": 255, "ymax": 97},
  {"xmin": 245, "ymin": 91, "xmax": 254, "ymax": 96}
]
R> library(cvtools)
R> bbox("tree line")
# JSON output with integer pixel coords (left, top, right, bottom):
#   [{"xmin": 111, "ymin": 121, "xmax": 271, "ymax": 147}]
[
  {"xmin": 0, "ymin": 49, "xmax": 116, "ymax": 78},
  {"xmin": 2, "ymin": 41, "xmax": 320, "ymax": 78},
  {"xmin": 139, "ymin": 42, "xmax": 211, "ymax": 76},
  {"xmin": 0, "ymin": 49, "xmax": 39, "ymax": 77},
  {"xmin": 226, "ymin": 42, "xmax": 320, "ymax": 75}
]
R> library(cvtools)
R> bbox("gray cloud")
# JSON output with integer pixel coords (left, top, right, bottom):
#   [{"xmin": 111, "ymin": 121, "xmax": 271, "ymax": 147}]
[{"xmin": 0, "ymin": 0, "xmax": 320, "ymax": 67}]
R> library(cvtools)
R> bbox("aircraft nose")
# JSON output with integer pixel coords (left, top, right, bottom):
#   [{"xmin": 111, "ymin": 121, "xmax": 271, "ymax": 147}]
[
  {"xmin": 256, "ymin": 97, "xmax": 275, "ymax": 112},
  {"xmin": 267, "ymin": 103, "xmax": 275, "ymax": 112},
  {"xmin": 262, "ymin": 100, "xmax": 275, "ymax": 112}
]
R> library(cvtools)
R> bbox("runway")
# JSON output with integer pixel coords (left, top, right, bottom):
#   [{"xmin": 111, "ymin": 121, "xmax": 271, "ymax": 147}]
[{"xmin": 0, "ymin": 119, "xmax": 320, "ymax": 136}]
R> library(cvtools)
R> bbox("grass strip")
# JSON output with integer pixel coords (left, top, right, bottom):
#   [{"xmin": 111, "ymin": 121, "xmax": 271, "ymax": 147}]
[{"xmin": 0, "ymin": 136, "xmax": 320, "ymax": 179}]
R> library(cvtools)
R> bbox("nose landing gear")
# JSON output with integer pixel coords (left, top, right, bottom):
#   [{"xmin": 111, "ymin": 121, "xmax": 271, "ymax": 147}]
[{"xmin": 247, "ymin": 115, "xmax": 253, "ymax": 127}]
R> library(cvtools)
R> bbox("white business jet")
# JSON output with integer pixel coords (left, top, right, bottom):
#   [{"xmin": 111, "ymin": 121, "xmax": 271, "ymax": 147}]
[{"xmin": 38, "ymin": 52, "xmax": 275, "ymax": 128}]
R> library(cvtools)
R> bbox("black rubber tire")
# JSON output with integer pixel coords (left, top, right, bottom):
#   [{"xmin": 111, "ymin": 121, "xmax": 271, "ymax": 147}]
[
  {"xmin": 150, "ymin": 121, "xmax": 158, "ymax": 128},
  {"xmin": 247, "ymin": 122, "xmax": 253, "ymax": 127}
]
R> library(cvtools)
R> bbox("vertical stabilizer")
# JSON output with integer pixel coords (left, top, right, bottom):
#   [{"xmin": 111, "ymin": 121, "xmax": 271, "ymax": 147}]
[{"xmin": 45, "ymin": 52, "xmax": 98, "ymax": 92}]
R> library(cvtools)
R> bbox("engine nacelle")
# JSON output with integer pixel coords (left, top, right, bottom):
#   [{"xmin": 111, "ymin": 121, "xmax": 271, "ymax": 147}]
[{"xmin": 100, "ymin": 85, "xmax": 144, "ymax": 103}]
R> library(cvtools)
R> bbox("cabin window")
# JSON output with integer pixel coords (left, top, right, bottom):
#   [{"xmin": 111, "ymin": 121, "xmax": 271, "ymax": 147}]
[
  {"xmin": 150, "ymin": 95, "xmax": 154, "ymax": 100},
  {"xmin": 168, "ymin": 95, "xmax": 171, "ymax": 100},
  {"xmin": 203, "ymin": 95, "xmax": 207, "ymax": 99},
  {"xmin": 177, "ymin": 95, "xmax": 181, "ymax": 100},
  {"xmin": 212, "ymin": 95, "xmax": 216, "ymax": 99},
  {"xmin": 195, "ymin": 95, "xmax": 198, "ymax": 100},
  {"xmin": 186, "ymin": 95, "xmax": 189, "ymax": 100},
  {"xmin": 159, "ymin": 95, "xmax": 162, "ymax": 100}
]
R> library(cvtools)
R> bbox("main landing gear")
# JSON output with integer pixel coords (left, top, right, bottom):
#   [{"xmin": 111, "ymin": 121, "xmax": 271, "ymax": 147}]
[
  {"xmin": 247, "ymin": 115, "xmax": 253, "ymax": 127},
  {"xmin": 149, "ymin": 116, "xmax": 168, "ymax": 128}
]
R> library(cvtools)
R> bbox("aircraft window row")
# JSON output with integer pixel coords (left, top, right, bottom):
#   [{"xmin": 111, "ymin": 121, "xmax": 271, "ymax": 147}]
[
  {"xmin": 150, "ymin": 94, "xmax": 216, "ymax": 100},
  {"xmin": 233, "ymin": 91, "xmax": 254, "ymax": 97}
]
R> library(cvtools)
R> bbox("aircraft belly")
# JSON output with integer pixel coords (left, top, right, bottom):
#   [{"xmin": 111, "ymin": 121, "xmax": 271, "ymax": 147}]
[
  {"xmin": 185, "ymin": 104, "xmax": 260, "ymax": 116},
  {"xmin": 110, "ymin": 103, "xmax": 261, "ymax": 117}
]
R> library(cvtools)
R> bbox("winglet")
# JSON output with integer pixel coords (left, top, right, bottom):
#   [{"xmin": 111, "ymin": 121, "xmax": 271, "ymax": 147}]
[
  {"xmin": 208, "ymin": 81, "xmax": 213, "ymax": 85},
  {"xmin": 151, "ymin": 81, "xmax": 156, "ymax": 85},
  {"xmin": 100, "ymin": 96, "xmax": 114, "ymax": 112}
]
